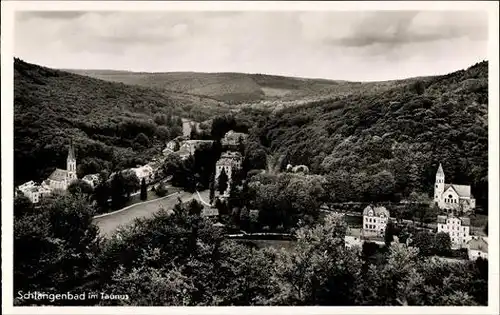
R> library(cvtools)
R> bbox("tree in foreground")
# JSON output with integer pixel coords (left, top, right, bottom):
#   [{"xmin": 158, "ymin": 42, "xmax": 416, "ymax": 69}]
[
  {"xmin": 217, "ymin": 168, "xmax": 229, "ymax": 196},
  {"xmin": 14, "ymin": 194, "xmax": 101, "ymax": 306},
  {"xmin": 68, "ymin": 179, "xmax": 94, "ymax": 197}
]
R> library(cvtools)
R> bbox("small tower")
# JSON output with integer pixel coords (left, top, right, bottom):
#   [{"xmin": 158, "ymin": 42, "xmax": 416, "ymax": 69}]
[
  {"xmin": 434, "ymin": 163, "xmax": 445, "ymax": 203},
  {"xmin": 66, "ymin": 139, "xmax": 77, "ymax": 182}
]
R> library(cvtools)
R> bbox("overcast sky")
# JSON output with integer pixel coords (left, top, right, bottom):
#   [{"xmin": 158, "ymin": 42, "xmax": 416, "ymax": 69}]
[{"xmin": 14, "ymin": 10, "xmax": 488, "ymax": 81}]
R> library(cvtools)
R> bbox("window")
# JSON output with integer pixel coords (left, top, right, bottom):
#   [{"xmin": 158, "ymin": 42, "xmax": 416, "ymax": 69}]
[{"xmin": 365, "ymin": 224, "xmax": 368, "ymax": 228}]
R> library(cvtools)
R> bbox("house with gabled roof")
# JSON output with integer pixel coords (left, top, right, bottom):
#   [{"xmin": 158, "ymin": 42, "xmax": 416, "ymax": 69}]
[
  {"xmin": 437, "ymin": 215, "xmax": 472, "ymax": 248},
  {"xmin": 434, "ymin": 163, "xmax": 476, "ymax": 214},
  {"xmin": 467, "ymin": 237, "xmax": 488, "ymax": 260},
  {"xmin": 362, "ymin": 205, "xmax": 390, "ymax": 238}
]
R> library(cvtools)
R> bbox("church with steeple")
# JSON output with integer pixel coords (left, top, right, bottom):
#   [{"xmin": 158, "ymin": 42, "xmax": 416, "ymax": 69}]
[
  {"xmin": 434, "ymin": 163, "xmax": 476, "ymax": 213},
  {"xmin": 43, "ymin": 140, "xmax": 78, "ymax": 191}
]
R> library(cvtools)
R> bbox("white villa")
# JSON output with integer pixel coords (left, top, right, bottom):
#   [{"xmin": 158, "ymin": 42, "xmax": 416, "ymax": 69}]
[
  {"xmin": 17, "ymin": 180, "xmax": 51, "ymax": 204},
  {"xmin": 130, "ymin": 164, "xmax": 155, "ymax": 184},
  {"xmin": 466, "ymin": 237, "xmax": 488, "ymax": 260},
  {"xmin": 221, "ymin": 130, "xmax": 248, "ymax": 148},
  {"xmin": 362, "ymin": 205, "xmax": 390, "ymax": 238},
  {"xmin": 434, "ymin": 163, "xmax": 476, "ymax": 214},
  {"xmin": 176, "ymin": 140, "xmax": 214, "ymax": 160},
  {"xmin": 215, "ymin": 151, "xmax": 243, "ymax": 197},
  {"xmin": 345, "ymin": 227, "xmax": 386, "ymax": 249},
  {"xmin": 437, "ymin": 215, "xmax": 471, "ymax": 248},
  {"xmin": 82, "ymin": 174, "xmax": 100, "ymax": 188}
]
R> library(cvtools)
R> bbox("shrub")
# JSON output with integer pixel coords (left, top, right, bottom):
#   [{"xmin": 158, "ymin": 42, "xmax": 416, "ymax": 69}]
[{"xmin": 155, "ymin": 183, "xmax": 168, "ymax": 197}]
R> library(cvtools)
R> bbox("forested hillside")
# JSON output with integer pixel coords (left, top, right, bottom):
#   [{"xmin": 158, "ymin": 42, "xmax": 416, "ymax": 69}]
[
  {"xmin": 14, "ymin": 58, "xmax": 230, "ymax": 185},
  {"xmin": 66, "ymin": 69, "xmax": 427, "ymax": 105},
  {"xmin": 238, "ymin": 61, "xmax": 489, "ymax": 210},
  {"xmin": 15, "ymin": 58, "xmax": 489, "ymax": 212}
]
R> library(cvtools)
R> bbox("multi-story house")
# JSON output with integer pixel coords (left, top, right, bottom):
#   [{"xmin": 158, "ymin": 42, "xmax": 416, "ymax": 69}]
[
  {"xmin": 437, "ymin": 215, "xmax": 471, "ymax": 248},
  {"xmin": 362, "ymin": 205, "xmax": 390, "ymax": 238}
]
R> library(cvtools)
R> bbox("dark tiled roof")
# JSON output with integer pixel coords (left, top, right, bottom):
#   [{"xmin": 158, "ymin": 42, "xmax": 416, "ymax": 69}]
[
  {"xmin": 468, "ymin": 238, "xmax": 488, "ymax": 253},
  {"xmin": 363, "ymin": 205, "xmax": 390, "ymax": 217},
  {"xmin": 48, "ymin": 168, "xmax": 69, "ymax": 181},
  {"xmin": 437, "ymin": 215, "xmax": 447, "ymax": 224},
  {"xmin": 460, "ymin": 217, "xmax": 471, "ymax": 226}
]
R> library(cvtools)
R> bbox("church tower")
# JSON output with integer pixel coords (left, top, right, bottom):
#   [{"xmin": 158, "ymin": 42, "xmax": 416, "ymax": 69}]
[
  {"xmin": 66, "ymin": 140, "xmax": 77, "ymax": 182},
  {"xmin": 434, "ymin": 163, "xmax": 445, "ymax": 203}
]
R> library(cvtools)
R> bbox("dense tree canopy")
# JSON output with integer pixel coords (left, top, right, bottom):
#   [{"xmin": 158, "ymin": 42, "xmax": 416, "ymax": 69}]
[
  {"xmin": 14, "ymin": 58, "xmax": 229, "ymax": 185},
  {"xmin": 236, "ymin": 61, "xmax": 488, "ymax": 210}
]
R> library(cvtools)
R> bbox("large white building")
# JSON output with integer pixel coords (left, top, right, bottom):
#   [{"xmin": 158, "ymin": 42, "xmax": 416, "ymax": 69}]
[
  {"xmin": 434, "ymin": 163, "xmax": 476, "ymax": 214},
  {"xmin": 82, "ymin": 174, "xmax": 100, "ymax": 188},
  {"xmin": 437, "ymin": 215, "xmax": 471, "ymax": 248},
  {"xmin": 215, "ymin": 151, "xmax": 243, "ymax": 197},
  {"xmin": 466, "ymin": 237, "xmax": 488, "ymax": 260},
  {"xmin": 221, "ymin": 130, "xmax": 248, "ymax": 148},
  {"xmin": 176, "ymin": 140, "xmax": 214, "ymax": 160},
  {"xmin": 362, "ymin": 205, "xmax": 390, "ymax": 238},
  {"xmin": 130, "ymin": 165, "xmax": 154, "ymax": 184},
  {"xmin": 17, "ymin": 181, "xmax": 50, "ymax": 204}
]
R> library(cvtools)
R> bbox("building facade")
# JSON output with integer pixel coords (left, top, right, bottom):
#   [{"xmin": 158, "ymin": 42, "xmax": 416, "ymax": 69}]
[
  {"xmin": 82, "ymin": 174, "xmax": 100, "ymax": 188},
  {"xmin": 466, "ymin": 237, "xmax": 488, "ymax": 260},
  {"xmin": 176, "ymin": 140, "xmax": 214, "ymax": 160},
  {"xmin": 434, "ymin": 163, "xmax": 476, "ymax": 213},
  {"xmin": 130, "ymin": 165, "xmax": 155, "ymax": 184},
  {"xmin": 221, "ymin": 130, "xmax": 248, "ymax": 149},
  {"xmin": 362, "ymin": 205, "xmax": 390, "ymax": 238},
  {"xmin": 215, "ymin": 151, "xmax": 243, "ymax": 197},
  {"xmin": 18, "ymin": 180, "xmax": 51, "ymax": 204},
  {"xmin": 437, "ymin": 215, "xmax": 471, "ymax": 248},
  {"xmin": 46, "ymin": 141, "xmax": 78, "ymax": 191}
]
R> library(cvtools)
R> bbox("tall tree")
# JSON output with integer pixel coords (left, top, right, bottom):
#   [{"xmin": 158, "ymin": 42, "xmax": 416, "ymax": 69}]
[
  {"xmin": 384, "ymin": 221, "xmax": 396, "ymax": 247},
  {"xmin": 433, "ymin": 232, "xmax": 452, "ymax": 256},
  {"xmin": 140, "ymin": 178, "xmax": 147, "ymax": 201},
  {"xmin": 217, "ymin": 168, "xmax": 229, "ymax": 196},
  {"xmin": 122, "ymin": 171, "xmax": 140, "ymax": 199},
  {"xmin": 68, "ymin": 179, "xmax": 94, "ymax": 197},
  {"xmin": 209, "ymin": 173, "xmax": 215, "ymax": 204},
  {"xmin": 14, "ymin": 194, "xmax": 101, "ymax": 305},
  {"xmin": 111, "ymin": 172, "xmax": 126, "ymax": 209}
]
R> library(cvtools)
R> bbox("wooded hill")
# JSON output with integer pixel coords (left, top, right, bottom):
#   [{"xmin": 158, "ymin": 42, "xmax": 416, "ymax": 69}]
[
  {"xmin": 14, "ymin": 58, "xmax": 230, "ymax": 185},
  {"xmin": 237, "ymin": 61, "xmax": 488, "ymax": 210},
  {"xmin": 15, "ymin": 58, "xmax": 489, "ymax": 212},
  {"xmin": 65, "ymin": 68, "xmax": 428, "ymax": 105}
]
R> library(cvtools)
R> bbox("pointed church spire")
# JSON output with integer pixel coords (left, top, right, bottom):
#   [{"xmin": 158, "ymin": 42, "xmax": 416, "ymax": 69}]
[
  {"xmin": 437, "ymin": 163, "xmax": 444, "ymax": 175},
  {"xmin": 67, "ymin": 139, "xmax": 76, "ymax": 161}
]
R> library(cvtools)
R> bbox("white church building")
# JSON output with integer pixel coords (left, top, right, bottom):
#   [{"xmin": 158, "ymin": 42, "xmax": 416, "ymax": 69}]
[
  {"xmin": 17, "ymin": 141, "xmax": 78, "ymax": 203},
  {"xmin": 434, "ymin": 163, "xmax": 476, "ymax": 214},
  {"xmin": 44, "ymin": 141, "xmax": 78, "ymax": 191}
]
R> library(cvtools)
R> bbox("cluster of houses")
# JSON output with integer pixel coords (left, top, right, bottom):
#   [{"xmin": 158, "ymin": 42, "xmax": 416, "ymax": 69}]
[
  {"xmin": 15, "ymin": 135, "xmax": 488, "ymax": 262},
  {"xmin": 17, "ymin": 142, "xmax": 78, "ymax": 203},
  {"xmin": 344, "ymin": 163, "xmax": 488, "ymax": 261},
  {"xmin": 18, "ymin": 129, "xmax": 249, "ymax": 206},
  {"xmin": 163, "ymin": 130, "xmax": 248, "ymax": 199},
  {"xmin": 17, "ymin": 140, "xmax": 162, "ymax": 204}
]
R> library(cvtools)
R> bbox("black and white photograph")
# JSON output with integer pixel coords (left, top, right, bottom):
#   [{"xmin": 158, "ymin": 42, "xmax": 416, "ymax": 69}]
[{"xmin": 1, "ymin": 1, "xmax": 499, "ymax": 313}]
